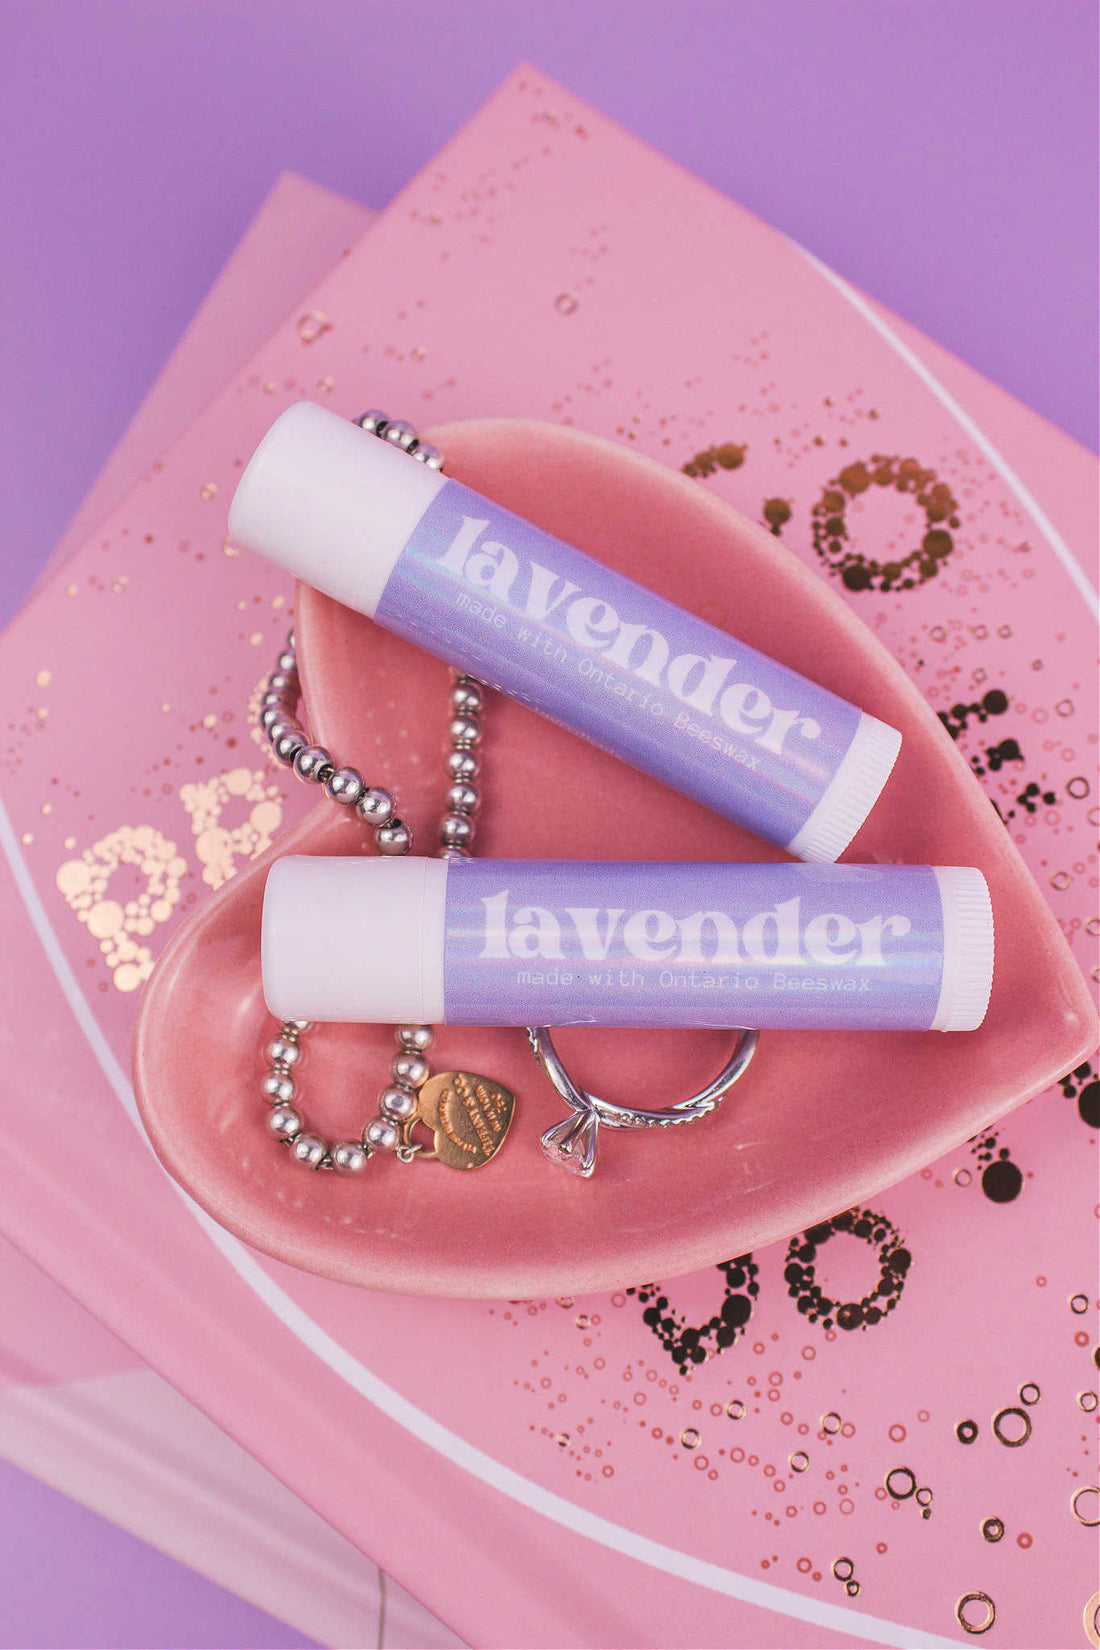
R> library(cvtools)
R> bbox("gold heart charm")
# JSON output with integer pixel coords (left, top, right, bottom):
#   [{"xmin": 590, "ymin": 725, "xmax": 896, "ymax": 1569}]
[{"xmin": 414, "ymin": 1071, "xmax": 515, "ymax": 1170}]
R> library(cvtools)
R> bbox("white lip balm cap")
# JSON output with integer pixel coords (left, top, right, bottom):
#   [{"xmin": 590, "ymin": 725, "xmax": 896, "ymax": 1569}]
[
  {"xmin": 786, "ymin": 713, "xmax": 902, "ymax": 864},
  {"xmin": 228, "ymin": 402, "xmax": 447, "ymax": 616},
  {"xmin": 931, "ymin": 866, "xmax": 995, "ymax": 1032},
  {"xmin": 262, "ymin": 856, "xmax": 449, "ymax": 1023}
]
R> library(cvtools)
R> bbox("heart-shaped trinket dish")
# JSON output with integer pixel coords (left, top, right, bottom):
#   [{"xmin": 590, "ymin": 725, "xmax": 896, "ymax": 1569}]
[{"xmin": 133, "ymin": 420, "xmax": 1096, "ymax": 1297}]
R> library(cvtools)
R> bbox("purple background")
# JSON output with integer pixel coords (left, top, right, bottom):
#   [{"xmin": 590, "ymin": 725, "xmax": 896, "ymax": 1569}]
[
  {"xmin": 0, "ymin": 1459, "xmax": 315, "ymax": 1650},
  {"xmin": 0, "ymin": 2, "xmax": 1095, "ymax": 1645}
]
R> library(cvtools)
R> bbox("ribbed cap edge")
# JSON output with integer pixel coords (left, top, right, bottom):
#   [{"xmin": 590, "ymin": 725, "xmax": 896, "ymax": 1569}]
[
  {"xmin": 931, "ymin": 866, "xmax": 995, "ymax": 1032},
  {"xmin": 788, "ymin": 714, "xmax": 902, "ymax": 863}
]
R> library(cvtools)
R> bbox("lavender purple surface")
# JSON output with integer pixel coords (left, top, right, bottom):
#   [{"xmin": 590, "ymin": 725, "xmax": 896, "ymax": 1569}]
[
  {"xmin": 0, "ymin": 2, "xmax": 1095, "ymax": 1646},
  {"xmin": 380, "ymin": 479, "xmax": 870, "ymax": 852},
  {"xmin": 444, "ymin": 862, "xmax": 946, "ymax": 1029},
  {"xmin": 0, "ymin": 1459, "xmax": 316, "ymax": 1650}
]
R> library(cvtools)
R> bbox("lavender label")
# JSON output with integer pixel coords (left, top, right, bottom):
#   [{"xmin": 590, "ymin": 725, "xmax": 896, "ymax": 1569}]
[
  {"xmin": 375, "ymin": 479, "xmax": 862, "ymax": 848},
  {"xmin": 443, "ymin": 862, "xmax": 945, "ymax": 1030}
]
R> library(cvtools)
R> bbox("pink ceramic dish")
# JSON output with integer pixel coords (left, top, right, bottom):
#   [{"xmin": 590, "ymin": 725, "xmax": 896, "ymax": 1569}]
[{"xmin": 133, "ymin": 420, "xmax": 1097, "ymax": 1297}]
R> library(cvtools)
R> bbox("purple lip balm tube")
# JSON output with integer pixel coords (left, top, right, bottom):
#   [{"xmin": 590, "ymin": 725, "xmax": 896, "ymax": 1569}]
[
  {"xmin": 230, "ymin": 404, "xmax": 902, "ymax": 861},
  {"xmin": 262, "ymin": 858, "xmax": 994, "ymax": 1033}
]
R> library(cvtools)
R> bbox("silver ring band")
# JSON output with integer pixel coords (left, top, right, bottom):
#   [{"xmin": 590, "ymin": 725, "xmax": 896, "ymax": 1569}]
[{"xmin": 528, "ymin": 1025, "xmax": 759, "ymax": 1177}]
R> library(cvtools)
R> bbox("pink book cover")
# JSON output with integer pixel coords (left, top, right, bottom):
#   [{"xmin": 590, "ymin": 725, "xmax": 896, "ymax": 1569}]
[
  {"xmin": 2, "ymin": 171, "xmax": 460, "ymax": 1650},
  {"xmin": 0, "ymin": 66, "xmax": 1096, "ymax": 1650}
]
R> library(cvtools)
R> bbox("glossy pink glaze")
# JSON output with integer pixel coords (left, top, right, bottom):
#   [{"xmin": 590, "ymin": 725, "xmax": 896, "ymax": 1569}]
[{"xmin": 133, "ymin": 421, "xmax": 1097, "ymax": 1296}]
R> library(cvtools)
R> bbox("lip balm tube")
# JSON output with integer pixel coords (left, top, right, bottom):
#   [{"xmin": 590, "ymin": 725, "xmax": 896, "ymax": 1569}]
[
  {"xmin": 230, "ymin": 403, "xmax": 902, "ymax": 861},
  {"xmin": 262, "ymin": 857, "xmax": 994, "ymax": 1033}
]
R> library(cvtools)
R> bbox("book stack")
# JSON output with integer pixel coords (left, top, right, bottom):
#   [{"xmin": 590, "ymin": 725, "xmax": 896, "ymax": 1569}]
[{"xmin": 0, "ymin": 66, "xmax": 1095, "ymax": 1650}]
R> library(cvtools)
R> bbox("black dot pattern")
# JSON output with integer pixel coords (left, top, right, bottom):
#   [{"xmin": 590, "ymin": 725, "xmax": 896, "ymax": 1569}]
[
  {"xmin": 969, "ymin": 1132, "xmax": 1024, "ymax": 1203},
  {"xmin": 782, "ymin": 1208, "xmax": 910, "ymax": 1331},
  {"xmin": 1059, "ymin": 1061, "xmax": 1099, "ymax": 1130},
  {"xmin": 937, "ymin": 690, "xmax": 1059, "ymax": 823},
  {"xmin": 627, "ymin": 1255, "xmax": 760, "ymax": 1375}
]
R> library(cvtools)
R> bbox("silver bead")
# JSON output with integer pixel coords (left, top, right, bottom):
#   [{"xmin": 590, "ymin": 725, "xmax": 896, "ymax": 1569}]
[
  {"xmin": 441, "ymin": 813, "xmax": 474, "ymax": 849},
  {"xmin": 267, "ymin": 1035, "xmax": 301, "ymax": 1068},
  {"xmin": 272, "ymin": 726, "xmax": 306, "ymax": 764},
  {"xmin": 446, "ymin": 781, "xmax": 479, "ymax": 815},
  {"xmin": 356, "ymin": 786, "xmax": 395, "ymax": 826},
  {"xmin": 396, "ymin": 1025, "xmax": 433, "ymax": 1051},
  {"xmin": 449, "ymin": 712, "xmax": 481, "ymax": 747},
  {"xmin": 376, "ymin": 819, "xmax": 412, "ymax": 855},
  {"xmin": 287, "ymin": 1019, "xmax": 312, "ymax": 1032},
  {"xmin": 356, "ymin": 409, "xmax": 387, "ymax": 434},
  {"xmin": 451, "ymin": 680, "xmax": 483, "ymax": 714},
  {"xmin": 259, "ymin": 704, "xmax": 284, "ymax": 732},
  {"xmin": 392, "ymin": 1051, "xmax": 429, "ymax": 1087},
  {"xmin": 383, "ymin": 419, "xmax": 418, "ymax": 451},
  {"xmin": 262, "ymin": 1070, "xmax": 296, "ymax": 1104},
  {"xmin": 324, "ymin": 766, "xmax": 365, "ymax": 806},
  {"xmin": 446, "ymin": 749, "xmax": 479, "ymax": 781},
  {"xmin": 441, "ymin": 846, "xmax": 469, "ymax": 859},
  {"xmin": 285, "ymin": 628, "xmax": 296, "ymax": 650},
  {"xmin": 332, "ymin": 1140, "xmax": 371, "ymax": 1176},
  {"xmin": 267, "ymin": 1104, "xmax": 302, "ymax": 1140},
  {"xmin": 267, "ymin": 670, "xmax": 297, "ymax": 696},
  {"xmin": 379, "ymin": 1085, "xmax": 418, "ymax": 1120},
  {"xmin": 293, "ymin": 744, "xmax": 333, "ymax": 784},
  {"xmin": 413, "ymin": 442, "xmax": 443, "ymax": 469},
  {"xmin": 365, "ymin": 1116, "xmax": 400, "ymax": 1152},
  {"xmin": 291, "ymin": 1132, "xmax": 328, "ymax": 1169},
  {"xmin": 276, "ymin": 650, "xmax": 297, "ymax": 673}
]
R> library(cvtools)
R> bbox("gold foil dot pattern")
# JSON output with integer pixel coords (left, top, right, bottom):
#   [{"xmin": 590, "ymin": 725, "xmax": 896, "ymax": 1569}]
[
  {"xmin": 247, "ymin": 673, "xmax": 284, "ymax": 755},
  {"xmin": 956, "ymin": 1592, "xmax": 996, "ymax": 1635},
  {"xmin": 55, "ymin": 826, "xmax": 186, "ymax": 992},
  {"xmin": 1084, "ymin": 1591, "xmax": 1100, "ymax": 1649},
  {"xmin": 885, "ymin": 1466, "xmax": 918, "ymax": 1500},
  {"xmin": 682, "ymin": 442, "xmax": 747, "ymax": 480},
  {"xmin": 992, "ymin": 1406, "xmax": 1031, "ymax": 1447},
  {"xmin": 178, "ymin": 766, "xmax": 283, "ymax": 889},
  {"xmin": 296, "ymin": 311, "xmax": 332, "ymax": 344}
]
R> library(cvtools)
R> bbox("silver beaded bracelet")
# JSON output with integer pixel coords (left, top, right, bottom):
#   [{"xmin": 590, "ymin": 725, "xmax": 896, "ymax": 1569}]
[{"xmin": 255, "ymin": 410, "xmax": 758, "ymax": 1180}]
